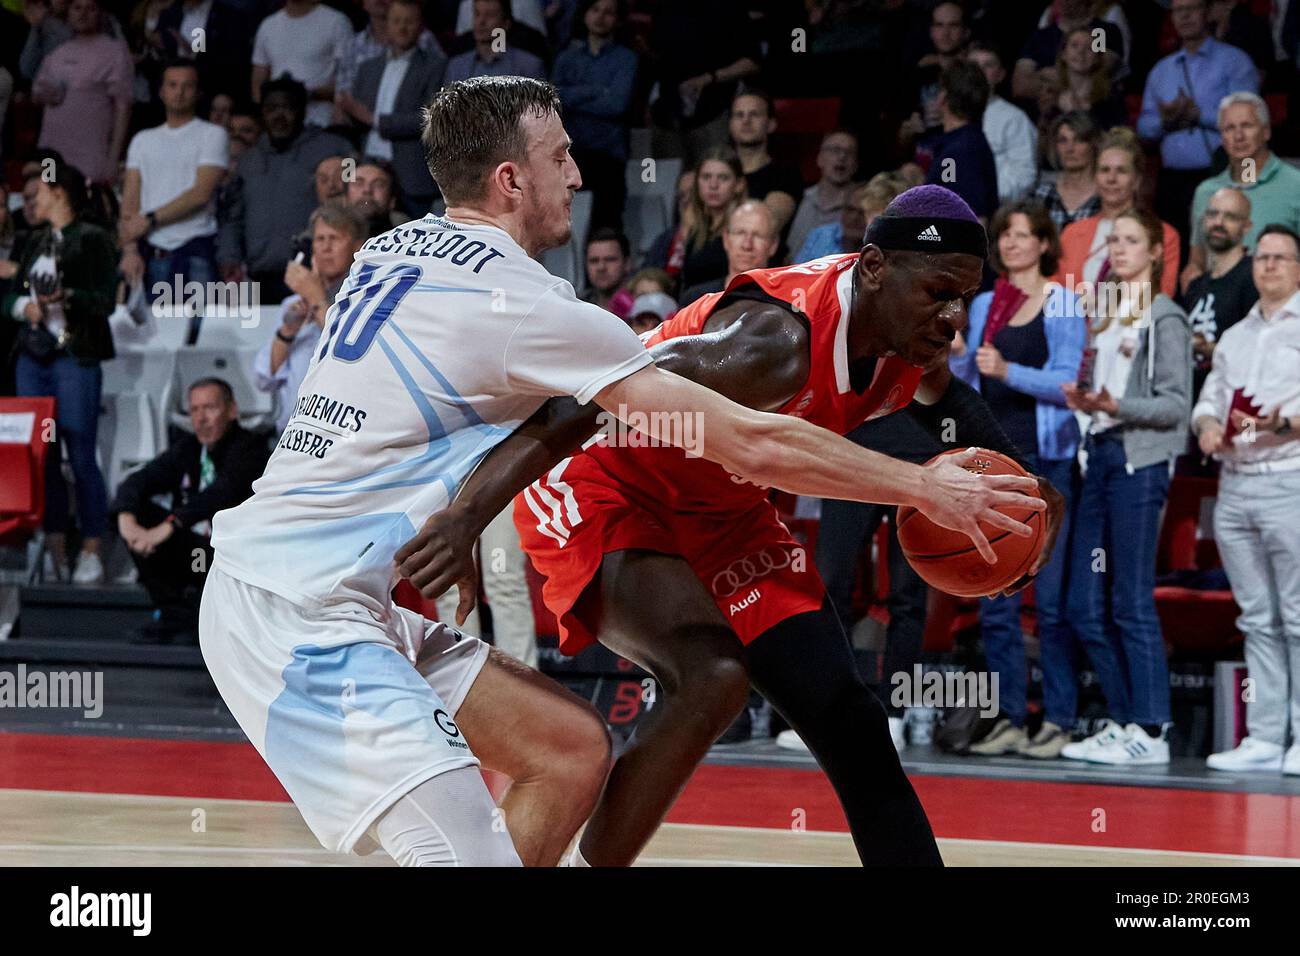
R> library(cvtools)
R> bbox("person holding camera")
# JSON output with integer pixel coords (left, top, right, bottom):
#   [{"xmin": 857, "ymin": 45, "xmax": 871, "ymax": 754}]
[
  {"xmin": 253, "ymin": 202, "xmax": 368, "ymax": 435},
  {"xmin": 2, "ymin": 159, "xmax": 117, "ymax": 584}
]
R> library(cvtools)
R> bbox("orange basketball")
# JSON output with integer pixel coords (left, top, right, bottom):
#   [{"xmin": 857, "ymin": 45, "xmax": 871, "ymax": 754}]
[{"xmin": 896, "ymin": 448, "xmax": 1045, "ymax": 598}]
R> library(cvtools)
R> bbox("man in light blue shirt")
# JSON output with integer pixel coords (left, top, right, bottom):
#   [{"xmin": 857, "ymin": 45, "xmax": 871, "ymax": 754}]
[{"xmin": 1137, "ymin": 0, "xmax": 1257, "ymax": 247}]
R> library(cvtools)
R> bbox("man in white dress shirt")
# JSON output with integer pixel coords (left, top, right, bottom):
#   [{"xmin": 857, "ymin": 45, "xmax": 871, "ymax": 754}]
[{"xmin": 1195, "ymin": 224, "xmax": 1300, "ymax": 776}]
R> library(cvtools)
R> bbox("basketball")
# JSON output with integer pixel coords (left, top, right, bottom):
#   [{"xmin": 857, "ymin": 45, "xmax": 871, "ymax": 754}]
[{"xmin": 896, "ymin": 449, "xmax": 1045, "ymax": 598}]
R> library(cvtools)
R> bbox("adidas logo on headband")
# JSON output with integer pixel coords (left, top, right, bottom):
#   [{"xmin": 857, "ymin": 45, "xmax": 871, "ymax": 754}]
[{"xmin": 864, "ymin": 214, "xmax": 988, "ymax": 257}]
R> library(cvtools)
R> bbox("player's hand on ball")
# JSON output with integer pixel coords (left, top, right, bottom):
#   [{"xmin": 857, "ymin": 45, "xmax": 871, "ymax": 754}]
[
  {"xmin": 920, "ymin": 447, "xmax": 1046, "ymax": 564},
  {"xmin": 394, "ymin": 505, "xmax": 481, "ymax": 625},
  {"xmin": 998, "ymin": 476, "xmax": 1065, "ymax": 596}
]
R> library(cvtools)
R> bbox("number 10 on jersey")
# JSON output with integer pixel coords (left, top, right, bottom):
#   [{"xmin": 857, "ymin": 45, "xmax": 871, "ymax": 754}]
[{"xmin": 319, "ymin": 264, "xmax": 422, "ymax": 363}]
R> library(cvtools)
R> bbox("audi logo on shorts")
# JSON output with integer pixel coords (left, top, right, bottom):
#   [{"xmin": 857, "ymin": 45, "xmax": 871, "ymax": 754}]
[{"xmin": 711, "ymin": 547, "xmax": 795, "ymax": 597}]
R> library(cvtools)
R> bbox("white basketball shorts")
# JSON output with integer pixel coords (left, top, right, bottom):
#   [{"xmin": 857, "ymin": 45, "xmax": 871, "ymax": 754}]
[{"xmin": 198, "ymin": 561, "xmax": 491, "ymax": 854}]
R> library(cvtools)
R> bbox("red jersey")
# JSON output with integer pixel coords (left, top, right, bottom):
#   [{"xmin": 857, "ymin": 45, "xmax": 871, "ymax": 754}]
[
  {"xmin": 516, "ymin": 255, "xmax": 924, "ymax": 652},
  {"xmin": 585, "ymin": 254, "xmax": 922, "ymax": 513}
]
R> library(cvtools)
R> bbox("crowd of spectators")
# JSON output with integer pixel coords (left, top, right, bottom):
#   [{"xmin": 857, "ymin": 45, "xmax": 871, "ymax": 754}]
[{"xmin": 1, "ymin": 0, "xmax": 1299, "ymax": 769}]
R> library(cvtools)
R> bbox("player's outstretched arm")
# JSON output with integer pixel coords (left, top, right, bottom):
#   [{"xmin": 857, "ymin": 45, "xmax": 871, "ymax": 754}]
[
  {"xmin": 395, "ymin": 302, "xmax": 820, "ymax": 610},
  {"xmin": 605, "ymin": 364, "xmax": 1044, "ymax": 542},
  {"xmin": 395, "ymin": 306, "xmax": 1043, "ymax": 614},
  {"xmin": 910, "ymin": 361, "xmax": 1067, "ymax": 589}
]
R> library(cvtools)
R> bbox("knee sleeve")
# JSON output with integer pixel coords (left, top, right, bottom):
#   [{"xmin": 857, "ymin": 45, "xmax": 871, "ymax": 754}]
[{"xmin": 370, "ymin": 766, "xmax": 522, "ymax": 867}]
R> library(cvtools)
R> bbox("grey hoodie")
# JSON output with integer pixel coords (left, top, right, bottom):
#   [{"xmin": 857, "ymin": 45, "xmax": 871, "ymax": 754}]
[{"xmin": 1089, "ymin": 292, "xmax": 1193, "ymax": 472}]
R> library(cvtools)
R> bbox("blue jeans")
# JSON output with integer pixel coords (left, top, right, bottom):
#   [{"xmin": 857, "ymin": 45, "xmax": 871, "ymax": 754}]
[
  {"xmin": 978, "ymin": 455, "xmax": 1077, "ymax": 729},
  {"xmin": 144, "ymin": 235, "xmax": 216, "ymax": 299},
  {"xmin": 1064, "ymin": 434, "xmax": 1172, "ymax": 727},
  {"xmin": 15, "ymin": 354, "xmax": 108, "ymax": 538}
]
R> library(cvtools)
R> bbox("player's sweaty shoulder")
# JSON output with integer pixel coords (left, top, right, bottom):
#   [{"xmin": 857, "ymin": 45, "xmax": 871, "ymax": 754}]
[{"xmin": 661, "ymin": 298, "xmax": 812, "ymax": 411}]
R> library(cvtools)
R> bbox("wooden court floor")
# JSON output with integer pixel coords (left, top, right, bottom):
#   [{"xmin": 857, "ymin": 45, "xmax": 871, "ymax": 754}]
[{"xmin": 1, "ymin": 789, "xmax": 1296, "ymax": 867}]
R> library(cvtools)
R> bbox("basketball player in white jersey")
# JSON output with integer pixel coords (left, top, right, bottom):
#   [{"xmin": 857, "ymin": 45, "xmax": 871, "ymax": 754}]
[{"xmin": 200, "ymin": 76, "xmax": 1040, "ymax": 866}]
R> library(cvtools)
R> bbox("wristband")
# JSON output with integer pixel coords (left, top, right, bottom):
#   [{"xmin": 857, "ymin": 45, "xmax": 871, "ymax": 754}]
[
  {"xmin": 276, "ymin": 330, "xmax": 296, "ymax": 344},
  {"xmin": 146, "ymin": 211, "xmax": 158, "ymax": 231}
]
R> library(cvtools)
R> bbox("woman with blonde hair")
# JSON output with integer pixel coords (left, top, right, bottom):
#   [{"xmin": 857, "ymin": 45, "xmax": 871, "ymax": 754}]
[
  {"xmin": 663, "ymin": 146, "xmax": 746, "ymax": 290},
  {"xmin": 1055, "ymin": 127, "xmax": 1180, "ymax": 298},
  {"xmin": 1058, "ymin": 206, "xmax": 1192, "ymax": 767}
]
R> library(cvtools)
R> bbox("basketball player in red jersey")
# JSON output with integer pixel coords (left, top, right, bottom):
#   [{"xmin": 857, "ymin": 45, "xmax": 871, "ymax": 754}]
[{"xmin": 396, "ymin": 186, "xmax": 1065, "ymax": 866}]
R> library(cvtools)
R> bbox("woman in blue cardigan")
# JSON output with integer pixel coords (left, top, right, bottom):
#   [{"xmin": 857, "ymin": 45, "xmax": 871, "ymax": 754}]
[{"xmin": 949, "ymin": 200, "xmax": 1085, "ymax": 759}]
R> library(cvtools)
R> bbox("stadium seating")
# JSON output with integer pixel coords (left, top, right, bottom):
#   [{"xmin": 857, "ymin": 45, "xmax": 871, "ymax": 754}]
[
  {"xmin": 1154, "ymin": 475, "xmax": 1241, "ymax": 656},
  {"xmin": 0, "ymin": 396, "xmax": 55, "ymax": 546},
  {"xmin": 0, "ymin": 397, "xmax": 56, "ymax": 636},
  {"xmin": 624, "ymin": 153, "xmax": 681, "ymax": 264},
  {"xmin": 168, "ymin": 346, "xmax": 277, "ymax": 436},
  {"xmin": 101, "ymin": 310, "xmax": 194, "ymax": 490},
  {"xmin": 772, "ymin": 97, "xmax": 841, "ymax": 184}
]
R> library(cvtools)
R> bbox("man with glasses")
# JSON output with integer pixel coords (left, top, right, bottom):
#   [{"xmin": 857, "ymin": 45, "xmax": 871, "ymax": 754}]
[
  {"xmin": 786, "ymin": 131, "xmax": 859, "ymax": 262},
  {"xmin": 681, "ymin": 199, "xmax": 778, "ymax": 302},
  {"xmin": 1180, "ymin": 188, "xmax": 1257, "ymax": 401},
  {"xmin": 1194, "ymin": 224, "xmax": 1300, "ymax": 776}
]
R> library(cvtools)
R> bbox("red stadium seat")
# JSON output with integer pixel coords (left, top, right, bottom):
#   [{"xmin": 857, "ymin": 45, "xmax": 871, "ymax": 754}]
[
  {"xmin": 1265, "ymin": 93, "xmax": 1288, "ymax": 128},
  {"xmin": 1154, "ymin": 475, "xmax": 1241, "ymax": 655},
  {"xmin": 0, "ymin": 397, "xmax": 55, "ymax": 547},
  {"xmin": 772, "ymin": 97, "xmax": 842, "ymax": 184},
  {"xmin": 1125, "ymin": 93, "xmax": 1143, "ymax": 126},
  {"xmin": 773, "ymin": 97, "xmax": 841, "ymax": 134}
]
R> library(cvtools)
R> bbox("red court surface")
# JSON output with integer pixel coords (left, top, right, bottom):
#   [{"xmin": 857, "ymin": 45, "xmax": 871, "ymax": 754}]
[{"xmin": 3, "ymin": 732, "xmax": 1298, "ymax": 859}]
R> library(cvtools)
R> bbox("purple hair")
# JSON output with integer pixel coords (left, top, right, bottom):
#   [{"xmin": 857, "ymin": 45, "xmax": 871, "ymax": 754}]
[{"xmin": 881, "ymin": 184, "xmax": 979, "ymax": 223}]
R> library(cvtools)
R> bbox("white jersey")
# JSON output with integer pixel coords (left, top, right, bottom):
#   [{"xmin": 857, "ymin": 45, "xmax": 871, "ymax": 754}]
[{"xmin": 212, "ymin": 215, "xmax": 651, "ymax": 617}]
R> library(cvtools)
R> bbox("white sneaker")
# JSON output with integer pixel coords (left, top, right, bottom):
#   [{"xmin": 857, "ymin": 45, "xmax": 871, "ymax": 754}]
[
  {"xmin": 1206, "ymin": 737, "xmax": 1284, "ymax": 772},
  {"xmin": 775, "ymin": 729, "xmax": 810, "ymax": 752},
  {"xmin": 1060, "ymin": 719, "xmax": 1125, "ymax": 761},
  {"xmin": 71, "ymin": 551, "xmax": 104, "ymax": 585},
  {"xmin": 888, "ymin": 716, "xmax": 906, "ymax": 752},
  {"xmin": 1283, "ymin": 745, "xmax": 1300, "ymax": 777},
  {"xmin": 1089, "ymin": 723, "xmax": 1170, "ymax": 765}
]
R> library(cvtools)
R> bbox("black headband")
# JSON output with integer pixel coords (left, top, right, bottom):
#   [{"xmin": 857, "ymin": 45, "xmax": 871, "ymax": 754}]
[{"xmin": 863, "ymin": 215, "xmax": 988, "ymax": 259}]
